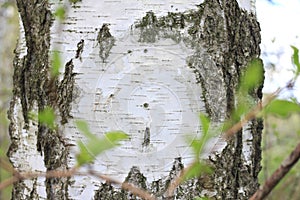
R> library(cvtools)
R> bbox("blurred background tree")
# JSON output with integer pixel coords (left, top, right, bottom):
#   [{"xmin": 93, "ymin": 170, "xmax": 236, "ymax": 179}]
[
  {"xmin": 261, "ymin": 114, "xmax": 300, "ymax": 199},
  {"xmin": 0, "ymin": 0, "xmax": 18, "ymax": 199},
  {"xmin": 256, "ymin": 1, "xmax": 300, "ymax": 199}
]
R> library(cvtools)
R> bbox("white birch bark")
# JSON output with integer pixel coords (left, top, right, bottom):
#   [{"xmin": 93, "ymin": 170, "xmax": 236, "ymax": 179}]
[{"xmin": 7, "ymin": 0, "xmax": 263, "ymax": 199}]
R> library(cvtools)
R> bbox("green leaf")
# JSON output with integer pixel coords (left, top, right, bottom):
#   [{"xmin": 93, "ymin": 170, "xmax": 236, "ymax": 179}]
[
  {"xmin": 240, "ymin": 58, "xmax": 264, "ymax": 93},
  {"xmin": 76, "ymin": 141, "xmax": 94, "ymax": 165},
  {"xmin": 234, "ymin": 102, "xmax": 249, "ymax": 121},
  {"xmin": 38, "ymin": 107, "xmax": 56, "ymax": 130},
  {"xmin": 51, "ymin": 50, "xmax": 61, "ymax": 77},
  {"xmin": 69, "ymin": 0, "xmax": 82, "ymax": 3},
  {"xmin": 75, "ymin": 120, "xmax": 128, "ymax": 166},
  {"xmin": 199, "ymin": 114, "xmax": 210, "ymax": 136},
  {"xmin": 105, "ymin": 131, "xmax": 129, "ymax": 145},
  {"xmin": 190, "ymin": 114, "xmax": 211, "ymax": 159},
  {"xmin": 183, "ymin": 162, "xmax": 213, "ymax": 181},
  {"xmin": 229, "ymin": 59, "xmax": 263, "ymax": 132},
  {"xmin": 190, "ymin": 139, "xmax": 203, "ymax": 159},
  {"xmin": 0, "ymin": 148, "xmax": 5, "ymax": 157},
  {"xmin": 264, "ymin": 99, "xmax": 300, "ymax": 117},
  {"xmin": 223, "ymin": 101, "xmax": 249, "ymax": 133},
  {"xmin": 28, "ymin": 111, "xmax": 38, "ymax": 122},
  {"xmin": 75, "ymin": 120, "xmax": 94, "ymax": 138},
  {"xmin": 291, "ymin": 45, "xmax": 300, "ymax": 75},
  {"xmin": 54, "ymin": 6, "xmax": 66, "ymax": 21}
]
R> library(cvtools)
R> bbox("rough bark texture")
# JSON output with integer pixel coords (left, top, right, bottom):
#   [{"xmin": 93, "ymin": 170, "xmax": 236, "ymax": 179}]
[
  {"xmin": 8, "ymin": 0, "xmax": 263, "ymax": 199},
  {"xmin": 8, "ymin": 1, "xmax": 72, "ymax": 199}
]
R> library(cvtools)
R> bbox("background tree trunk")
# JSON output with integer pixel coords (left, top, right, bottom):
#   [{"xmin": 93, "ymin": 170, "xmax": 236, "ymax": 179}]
[{"xmin": 7, "ymin": 0, "xmax": 263, "ymax": 199}]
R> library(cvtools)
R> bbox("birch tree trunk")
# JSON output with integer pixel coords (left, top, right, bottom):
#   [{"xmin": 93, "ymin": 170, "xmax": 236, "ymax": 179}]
[{"xmin": 7, "ymin": 0, "xmax": 263, "ymax": 199}]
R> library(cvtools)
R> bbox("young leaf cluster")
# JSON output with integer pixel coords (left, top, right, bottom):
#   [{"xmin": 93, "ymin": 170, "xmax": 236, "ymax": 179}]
[
  {"xmin": 28, "ymin": 107, "xmax": 57, "ymax": 130},
  {"xmin": 291, "ymin": 45, "xmax": 300, "ymax": 76},
  {"xmin": 51, "ymin": 50, "xmax": 61, "ymax": 77},
  {"xmin": 183, "ymin": 114, "xmax": 214, "ymax": 180},
  {"xmin": 75, "ymin": 120, "xmax": 128, "ymax": 166}
]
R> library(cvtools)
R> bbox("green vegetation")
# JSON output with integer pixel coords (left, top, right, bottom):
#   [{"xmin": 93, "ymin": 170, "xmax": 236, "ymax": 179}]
[
  {"xmin": 0, "ymin": 1, "xmax": 18, "ymax": 199},
  {"xmin": 261, "ymin": 114, "xmax": 300, "ymax": 199},
  {"xmin": 75, "ymin": 120, "xmax": 128, "ymax": 166}
]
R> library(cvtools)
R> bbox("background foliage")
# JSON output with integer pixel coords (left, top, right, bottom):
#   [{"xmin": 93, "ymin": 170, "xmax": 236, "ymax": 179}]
[
  {"xmin": 261, "ymin": 114, "xmax": 300, "ymax": 199},
  {"xmin": 0, "ymin": 1, "xmax": 18, "ymax": 199}
]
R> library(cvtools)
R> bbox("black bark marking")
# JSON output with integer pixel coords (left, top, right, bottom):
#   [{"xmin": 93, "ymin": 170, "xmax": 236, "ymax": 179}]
[
  {"xmin": 58, "ymin": 59, "xmax": 76, "ymax": 124},
  {"xmin": 75, "ymin": 39, "xmax": 84, "ymax": 61},
  {"xmin": 142, "ymin": 127, "xmax": 151, "ymax": 147},
  {"xmin": 97, "ymin": 24, "xmax": 115, "ymax": 62}
]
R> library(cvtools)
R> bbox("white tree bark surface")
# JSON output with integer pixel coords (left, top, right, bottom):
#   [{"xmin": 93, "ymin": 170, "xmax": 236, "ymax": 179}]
[
  {"xmin": 53, "ymin": 1, "xmax": 224, "ymax": 198},
  {"xmin": 8, "ymin": 0, "xmax": 262, "ymax": 199}
]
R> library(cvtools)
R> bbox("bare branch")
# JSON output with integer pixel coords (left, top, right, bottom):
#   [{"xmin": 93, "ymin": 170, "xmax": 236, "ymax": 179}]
[
  {"xmin": 88, "ymin": 169, "xmax": 157, "ymax": 200},
  {"xmin": 224, "ymin": 87, "xmax": 281, "ymax": 139},
  {"xmin": 0, "ymin": 158, "xmax": 16, "ymax": 174},
  {"xmin": 0, "ymin": 167, "xmax": 79, "ymax": 190},
  {"xmin": 167, "ymin": 164, "xmax": 195, "ymax": 197},
  {"xmin": 250, "ymin": 141, "xmax": 300, "ymax": 200},
  {"xmin": 0, "ymin": 165, "xmax": 156, "ymax": 200},
  {"xmin": 0, "ymin": 177, "xmax": 18, "ymax": 190},
  {"xmin": 165, "ymin": 80, "xmax": 295, "ymax": 199}
]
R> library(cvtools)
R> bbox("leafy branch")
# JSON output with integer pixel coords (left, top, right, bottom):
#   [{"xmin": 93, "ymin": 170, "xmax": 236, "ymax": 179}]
[
  {"xmin": 248, "ymin": 46, "xmax": 300, "ymax": 200},
  {"xmin": 0, "ymin": 159, "xmax": 156, "ymax": 200},
  {"xmin": 166, "ymin": 46, "xmax": 300, "ymax": 199},
  {"xmin": 0, "ymin": 119, "xmax": 157, "ymax": 200},
  {"xmin": 250, "ymin": 141, "xmax": 300, "ymax": 200},
  {"xmin": 2, "ymin": 52, "xmax": 300, "ymax": 199}
]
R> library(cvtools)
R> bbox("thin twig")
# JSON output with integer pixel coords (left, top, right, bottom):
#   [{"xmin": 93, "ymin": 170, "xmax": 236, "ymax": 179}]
[
  {"xmin": 0, "ymin": 157, "xmax": 24, "ymax": 182},
  {"xmin": 224, "ymin": 87, "xmax": 281, "ymax": 139},
  {"xmin": 223, "ymin": 102, "xmax": 261, "ymax": 139},
  {"xmin": 1, "ymin": 78, "xmax": 297, "ymax": 198},
  {"xmin": 166, "ymin": 163, "xmax": 194, "ymax": 197},
  {"xmin": 250, "ymin": 140, "xmax": 300, "ymax": 200},
  {"xmin": 165, "ymin": 80, "xmax": 294, "ymax": 198},
  {"xmin": 0, "ymin": 158, "xmax": 16, "ymax": 174},
  {"xmin": 88, "ymin": 169, "xmax": 156, "ymax": 200},
  {"xmin": 0, "ymin": 177, "xmax": 18, "ymax": 190},
  {"xmin": 0, "ymin": 166, "xmax": 156, "ymax": 200},
  {"xmin": 0, "ymin": 167, "xmax": 79, "ymax": 190}
]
